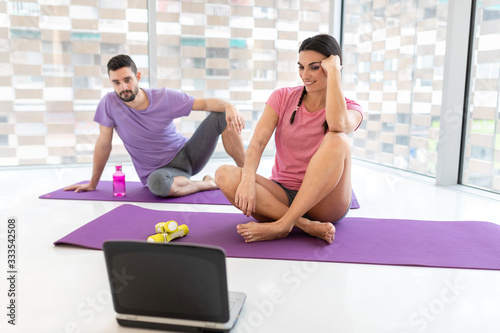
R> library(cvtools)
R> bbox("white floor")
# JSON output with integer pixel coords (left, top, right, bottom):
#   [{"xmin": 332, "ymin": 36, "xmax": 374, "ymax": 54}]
[{"xmin": 1, "ymin": 157, "xmax": 499, "ymax": 333}]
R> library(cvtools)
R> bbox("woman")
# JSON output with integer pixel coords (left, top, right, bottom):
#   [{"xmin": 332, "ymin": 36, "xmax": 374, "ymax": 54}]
[{"xmin": 215, "ymin": 34, "xmax": 363, "ymax": 243}]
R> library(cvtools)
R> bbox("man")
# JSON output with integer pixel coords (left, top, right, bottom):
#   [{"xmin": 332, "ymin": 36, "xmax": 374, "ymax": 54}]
[{"xmin": 65, "ymin": 54, "xmax": 245, "ymax": 197}]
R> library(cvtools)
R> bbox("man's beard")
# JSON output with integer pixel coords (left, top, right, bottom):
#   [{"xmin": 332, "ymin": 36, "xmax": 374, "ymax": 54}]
[{"xmin": 118, "ymin": 87, "xmax": 139, "ymax": 102}]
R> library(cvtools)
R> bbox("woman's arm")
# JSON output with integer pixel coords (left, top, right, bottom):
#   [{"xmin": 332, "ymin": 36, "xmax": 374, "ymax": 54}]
[
  {"xmin": 235, "ymin": 105, "xmax": 278, "ymax": 216},
  {"xmin": 322, "ymin": 55, "xmax": 362, "ymax": 134}
]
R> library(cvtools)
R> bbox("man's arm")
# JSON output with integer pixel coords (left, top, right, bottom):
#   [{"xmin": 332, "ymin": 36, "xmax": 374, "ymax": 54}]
[
  {"xmin": 191, "ymin": 98, "xmax": 245, "ymax": 134},
  {"xmin": 64, "ymin": 124, "xmax": 113, "ymax": 192}
]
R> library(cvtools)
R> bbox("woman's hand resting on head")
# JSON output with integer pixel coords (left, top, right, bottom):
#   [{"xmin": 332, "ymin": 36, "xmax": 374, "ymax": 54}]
[{"xmin": 321, "ymin": 55, "xmax": 342, "ymax": 75}]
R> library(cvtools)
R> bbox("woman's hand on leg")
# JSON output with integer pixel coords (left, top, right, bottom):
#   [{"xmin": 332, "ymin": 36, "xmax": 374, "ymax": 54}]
[{"xmin": 235, "ymin": 179, "xmax": 256, "ymax": 217}]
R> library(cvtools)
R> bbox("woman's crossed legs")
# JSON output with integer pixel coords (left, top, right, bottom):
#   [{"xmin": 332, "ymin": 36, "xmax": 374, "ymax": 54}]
[{"xmin": 215, "ymin": 132, "xmax": 352, "ymax": 243}]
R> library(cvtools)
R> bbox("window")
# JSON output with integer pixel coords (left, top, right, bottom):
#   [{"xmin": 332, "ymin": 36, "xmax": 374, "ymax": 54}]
[
  {"xmin": 462, "ymin": 1, "xmax": 500, "ymax": 192},
  {"xmin": 343, "ymin": 0, "xmax": 449, "ymax": 176},
  {"xmin": 0, "ymin": 0, "xmax": 149, "ymax": 166},
  {"xmin": 154, "ymin": 0, "xmax": 332, "ymax": 157},
  {"xmin": 0, "ymin": 0, "xmax": 333, "ymax": 166}
]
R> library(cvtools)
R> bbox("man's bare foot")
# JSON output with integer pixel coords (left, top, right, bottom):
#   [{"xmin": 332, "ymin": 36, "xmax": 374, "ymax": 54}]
[
  {"xmin": 168, "ymin": 175, "xmax": 218, "ymax": 196},
  {"xmin": 298, "ymin": 220, "xmax": 336, "ymax": 244},
  {"xmin": 202, "ymin": 175, "xmax": 218, "ymax": 190},
  {"xmin": 237, "ymin": 221, "xmax": 291, "ymax": 243}
]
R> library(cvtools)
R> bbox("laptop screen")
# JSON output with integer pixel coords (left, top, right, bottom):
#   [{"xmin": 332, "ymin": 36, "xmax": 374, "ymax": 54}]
[{"xmin": 103, "ymin": 242, "xmax": 230, "ymax": 323}]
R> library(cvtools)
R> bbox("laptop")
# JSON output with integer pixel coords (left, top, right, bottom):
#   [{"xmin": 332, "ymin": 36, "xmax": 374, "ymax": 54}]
[{"xmin": 103, "ymin": 241, "xmax": 246, "ymax": 332}]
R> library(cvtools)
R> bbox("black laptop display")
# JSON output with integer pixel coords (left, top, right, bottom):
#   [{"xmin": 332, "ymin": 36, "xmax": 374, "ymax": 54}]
[{"xmin": 103, "ymin": 241, "xmax": 246, "ymax": 332}]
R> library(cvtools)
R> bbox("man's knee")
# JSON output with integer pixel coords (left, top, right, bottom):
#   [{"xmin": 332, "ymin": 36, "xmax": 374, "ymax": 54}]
[
  {"xmin": 147, "ymin": 172, "xmax": 174, "ymax": 197},
  {"xmin": 207, "ymin": 112, "xmax": 227, "ymax": 134}
]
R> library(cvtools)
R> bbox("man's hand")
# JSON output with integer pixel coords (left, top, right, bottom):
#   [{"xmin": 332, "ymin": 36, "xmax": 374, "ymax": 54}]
[
  {"xmin": 63, "ymin": 183, "xmax": 96, "ymax": 193},
  {"xmin": 224, "ymin": 103, "xmax": 245, "ymax": 134},
  {"xmin": 192, "ymin": 98, "xmax": 245, "ymax": 134}
]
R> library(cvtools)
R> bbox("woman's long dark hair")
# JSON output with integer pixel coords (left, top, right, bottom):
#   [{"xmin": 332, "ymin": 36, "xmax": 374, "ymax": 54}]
[{"xmin": 290, "ymin": 34, "xmax": 342, "ymax": 134}]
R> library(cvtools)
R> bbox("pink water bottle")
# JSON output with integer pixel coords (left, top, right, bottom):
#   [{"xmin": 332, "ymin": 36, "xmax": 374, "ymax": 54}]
[{"xmin": 113, "ymin": 164, "xmax": 126, "ymax": 197}]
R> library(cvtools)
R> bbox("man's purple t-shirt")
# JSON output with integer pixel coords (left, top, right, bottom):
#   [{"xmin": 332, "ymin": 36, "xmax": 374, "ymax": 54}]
[{"xmin": 94, "ymin": 88, "xmax": 195, "ymax": 185}]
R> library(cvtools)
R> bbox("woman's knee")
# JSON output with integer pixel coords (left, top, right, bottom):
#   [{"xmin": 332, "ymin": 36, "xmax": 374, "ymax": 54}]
[
  {"xmin": 214, "ymin": 164, "xmax": 240, "ymax": 191},
  {"xmin": 322, "ymin": 131, "xmax": 350, "ymax": 153}
]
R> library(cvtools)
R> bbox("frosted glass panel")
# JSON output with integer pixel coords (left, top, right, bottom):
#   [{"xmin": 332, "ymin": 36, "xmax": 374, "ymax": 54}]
[
  {"xmin": 462, "ymin": 1, "xmax": 500, "ymax": 193},
  {"xmin": 343, "ymin": 0, "xmax": 449, "ymax": 176}
]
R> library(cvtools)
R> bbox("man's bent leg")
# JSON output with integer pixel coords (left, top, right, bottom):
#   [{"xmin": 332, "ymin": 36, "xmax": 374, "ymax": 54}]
[
  {"xmin": 187, "ymin": 111, "xmax": 244, "ymax": 168},
  {"xmin": 168, "ymin": 175, "xmax": 218, "ymax": 197},
  {"xmin": 148, "ymin": 113, "xmax": 228, "ymax": 198},
  {"xmin": 147, "ymin": 167, "xmax": 217, "ymax": 197},
  {"xmin": 180, "ymin": 112, "xmax": 229, "ymax": 175},
  {"xmin": 148, "ymin": 111, "xmax": 244, "ymax": 198},
  {"xmin": 221, "ymin": 127, "xmax": 245, "ymax": 167},
  {"xmin": 147, "ymin": 167, "xmax": 190, "ymax": 197}
]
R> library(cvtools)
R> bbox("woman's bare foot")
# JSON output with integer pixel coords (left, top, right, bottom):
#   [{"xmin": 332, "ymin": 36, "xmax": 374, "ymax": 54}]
[
  {"xmin": 237, "ymin": 217, "xmax": 336, "ymax": 244},
  {"xmin": 237, "ymin": 221, "xmax": 291, "ymax": 243},
  {"xmin": 297, "ymin": 219, "xmax": 336, "ymax": 244}
]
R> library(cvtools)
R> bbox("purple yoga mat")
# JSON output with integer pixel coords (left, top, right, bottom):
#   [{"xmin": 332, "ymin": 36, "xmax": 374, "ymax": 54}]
[
  {"xmin": 40, "ymin": 180, "xmax": 231, "ymax": 205},
  {"xmin": 54, "ymin": 204, "xmax": 500, "ymax": 270},
  {"xmin": 39, "ymin": 180, "xmax": 361, "ymax": 208}
]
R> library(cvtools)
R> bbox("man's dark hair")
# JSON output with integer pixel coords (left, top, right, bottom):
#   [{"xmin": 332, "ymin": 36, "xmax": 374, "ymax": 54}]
[{"xmin": 107, "ymin": 54, "xmax": 138, "ymax": 76}]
